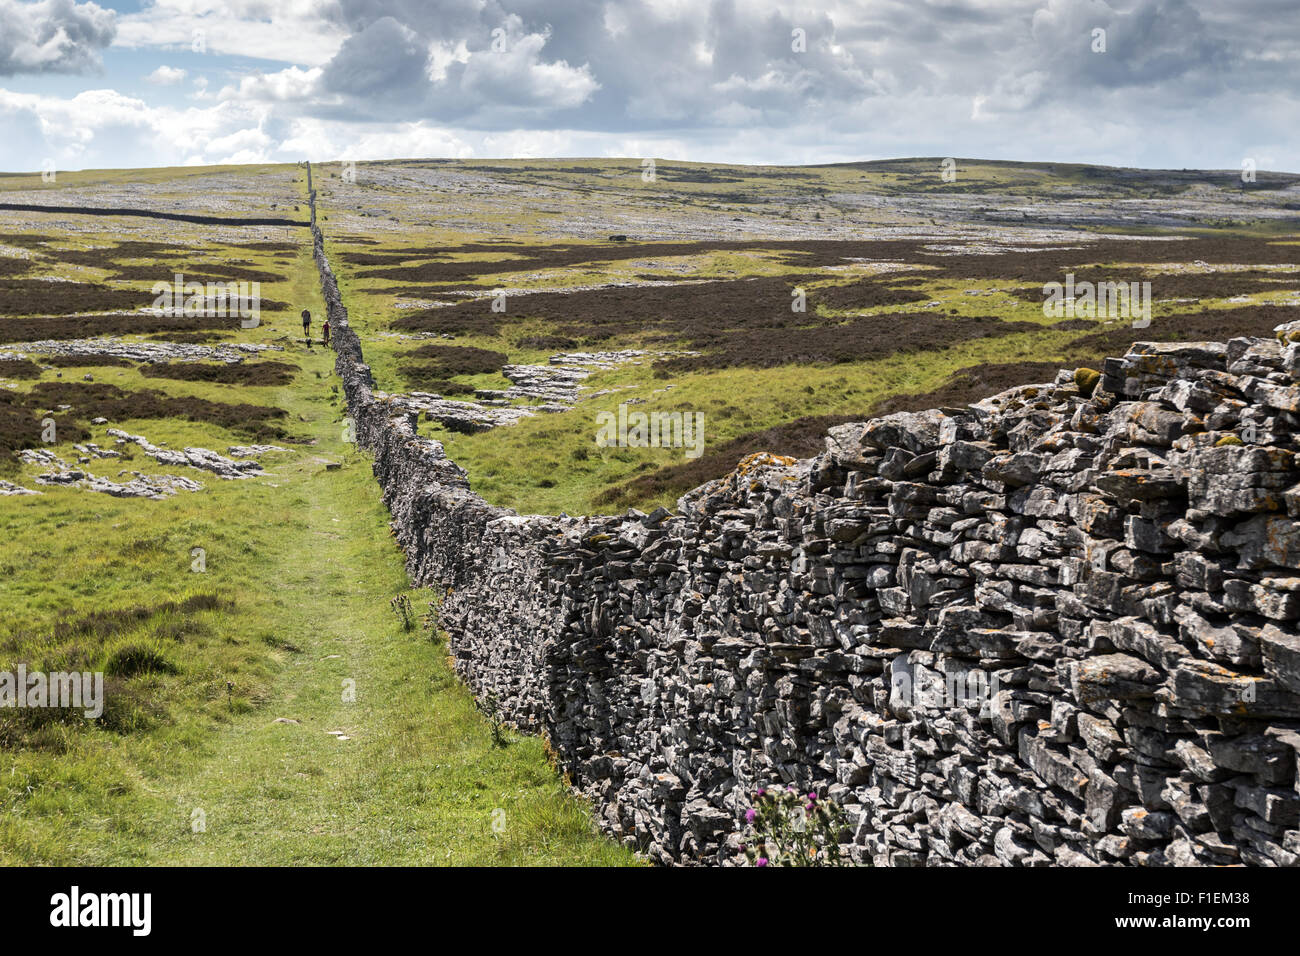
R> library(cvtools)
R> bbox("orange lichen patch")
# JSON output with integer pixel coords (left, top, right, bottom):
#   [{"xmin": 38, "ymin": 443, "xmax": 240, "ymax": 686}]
[
  {"xmin": 735, "ymin": 451, "xmax": 797, "ymax": 477},
  {"xmin": 1251, "ymin": 517, "xmax": 1300, "ymax": 564}
]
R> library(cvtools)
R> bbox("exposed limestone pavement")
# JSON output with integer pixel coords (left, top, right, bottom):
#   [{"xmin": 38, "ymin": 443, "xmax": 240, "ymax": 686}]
[
  {"xmin": 314, "ymin": 195, "xmax": 1300, "ymax": 866},
  {"xmin": 107, "ymin": 428, "xmax": 265, "ymax": 478},
  {"xmin": 372, "ymin": 389, "xmax": 546, "ymax": 433},
  {"xmin": 0, "ymin": 338, "xmax": 283, "ymax": 365},
  {"xmin": 375, "ymin": 351, "xmax": 679, "ymax": 433},
  {"xmin": 21, "ymin": 446, "xmax": 204, "ymax": 499},
  {"xmin": 14, "ymin": 427, "xmax": 268, "ymax": 500}
]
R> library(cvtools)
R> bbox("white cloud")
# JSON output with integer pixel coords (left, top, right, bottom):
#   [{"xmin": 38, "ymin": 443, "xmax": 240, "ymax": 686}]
[
  {"xmin": 313, "ymin": 14, "xmax": 600, "ymax": 120},
  {"xmin": 114, "ymin": 0, "xmax": 347, "ymax": 67},
  {"xmin": 0, "ymin": 0, "xmax": 116, "ymax": 76},
  {"xmin": 146, "ymin": 64, "xmax": 187, "ymax": 85},
  {"xmin": 0, "ymin": 86, "xmax": 272, "ymax": 167},
  {"xmin": 217, "ymin": 66, "xmax": 322, "ymax": 102},
  {"xmin": 427, "ymin": 39, "xmax": 470, "ymax": 85},
  {"xmin": 279, "ymin": 118, "xmax": 474, "ymax": 162}
]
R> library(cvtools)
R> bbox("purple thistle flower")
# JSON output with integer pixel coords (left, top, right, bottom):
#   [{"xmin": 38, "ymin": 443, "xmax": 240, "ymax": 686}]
[
  {"xmin": 756, "ymin": 857, "xmax": 768, "ymax": 867},
  {"xmin": 745, "ymin": 808, "xmax": 757, "ymax": 823}
]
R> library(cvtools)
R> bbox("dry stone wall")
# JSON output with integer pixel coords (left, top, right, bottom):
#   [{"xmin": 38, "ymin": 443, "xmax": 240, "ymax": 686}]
[{"xmin": 314, "ymin": 219, "xmax": 1300, "ymax": 867}]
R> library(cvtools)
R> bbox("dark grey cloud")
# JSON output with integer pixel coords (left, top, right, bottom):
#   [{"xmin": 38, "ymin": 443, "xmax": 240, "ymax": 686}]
[
  {"xmin": 319, "ymin": 16, "xmax": 429, "ymax": 98},
  {"xmin": 0, "ymin": 0, "xmax": 115, "ymax": 76},
  {"xmin": 1028, "ymin": 0, "xmax": 1231, "ymax": 92}
]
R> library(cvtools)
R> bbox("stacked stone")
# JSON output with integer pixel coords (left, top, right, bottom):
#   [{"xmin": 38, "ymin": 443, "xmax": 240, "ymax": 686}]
[
  {"xmin": 527, "ymin": 336, "xmax": 1300, "ymax": 866},
  {"xmin": 311, "ymin": 182, "xmax": 1300, "ymax": 865}
]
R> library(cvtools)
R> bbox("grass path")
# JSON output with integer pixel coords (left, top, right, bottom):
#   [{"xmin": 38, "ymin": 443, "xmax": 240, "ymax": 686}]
[
  {"xmin": 142, "ymin": 439, "xmax": 632, "ymax": 865},
  {"xmin": 0, "ymin": 244, "xmax": 634, "ymax": 866}
]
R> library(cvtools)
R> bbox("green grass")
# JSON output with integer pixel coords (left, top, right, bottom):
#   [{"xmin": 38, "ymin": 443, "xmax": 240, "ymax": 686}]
[
  {"xmin": 423, "ymin": 327, "xmax": 1066, "ymax": 514},
  {"xmin": 330, "ymin": 225, "xmax": 1281, "ymax": 516},
  {"xmin": 0, "ymin": 227, "xmax": 635, "ymax": 866}
]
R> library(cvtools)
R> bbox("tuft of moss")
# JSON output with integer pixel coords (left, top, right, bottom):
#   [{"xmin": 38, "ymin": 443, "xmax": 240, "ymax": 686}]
[
  {"xmin": 1073, "ymin": 367, "xmax": 1101, "ymax": 397},
  {"xmin": 1215, "ymin": 435, "xmax": 1244, "ymax": 447}
]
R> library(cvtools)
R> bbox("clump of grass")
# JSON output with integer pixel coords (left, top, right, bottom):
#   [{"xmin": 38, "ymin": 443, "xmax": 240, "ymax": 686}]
[{"xmin": 103, "ymin": 638, "xmax": 176, "ymax": 678}]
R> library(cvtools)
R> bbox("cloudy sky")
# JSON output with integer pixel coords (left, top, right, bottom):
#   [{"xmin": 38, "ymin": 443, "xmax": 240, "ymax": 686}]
[{"xmin": 0, "ymin": 0, "xmax": 1296, "ymax": 172}]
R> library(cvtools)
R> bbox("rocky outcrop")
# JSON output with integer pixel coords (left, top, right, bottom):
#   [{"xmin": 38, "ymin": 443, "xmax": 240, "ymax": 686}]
[
  {"xmin": 373, "ymin": 351, "xmax": 666, "ymax": 433},
  {"xmin": 0, "ymin": 338, "xmax": 281, "ymax": 365},
  {"xmin": 372, "ymin": 389, "xmax": 553, "ymax": 433},
  {"xmin": 313, "ymin": 205, "xmax": 1300, "ymax": 866},
  {"xmin": 29, "ymin": 453, "xmax": 203, "ymax": 499},
  {"xmin": 106, "ymin": 428, "xmax": 264, "ymax": 478}
]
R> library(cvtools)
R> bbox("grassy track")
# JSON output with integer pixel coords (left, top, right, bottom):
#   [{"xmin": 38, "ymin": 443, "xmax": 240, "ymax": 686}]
[
  {"xmin": 137, "ymin": 447, "xmax": 632, "ymax": 866},
  {"xmin": 0, "ymin": 241, "xmax": 634, "ymax": 867}
]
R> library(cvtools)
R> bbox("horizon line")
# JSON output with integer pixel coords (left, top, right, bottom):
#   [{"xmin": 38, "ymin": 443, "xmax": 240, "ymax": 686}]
[{"xmin": 3, "ymin": 156, "xmax": 1299, "ymax": 178}]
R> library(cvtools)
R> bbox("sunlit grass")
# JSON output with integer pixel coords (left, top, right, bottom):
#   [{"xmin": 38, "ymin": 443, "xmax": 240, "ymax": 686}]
[{"xmin": 0, "ymin": 214, "xmax": 636, "ymax": 866}]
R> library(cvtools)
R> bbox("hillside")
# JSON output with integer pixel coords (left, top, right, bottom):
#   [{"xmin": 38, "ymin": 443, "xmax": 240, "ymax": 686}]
[{"xmin": 302, "ymin": 157, "xmax": 1300, "ymax": 512}]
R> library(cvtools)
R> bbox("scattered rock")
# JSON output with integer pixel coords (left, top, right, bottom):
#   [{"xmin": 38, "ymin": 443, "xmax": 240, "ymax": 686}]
[{"xmin": 108, "ymin": 428, "xmax": 263, "ymax": 478}]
